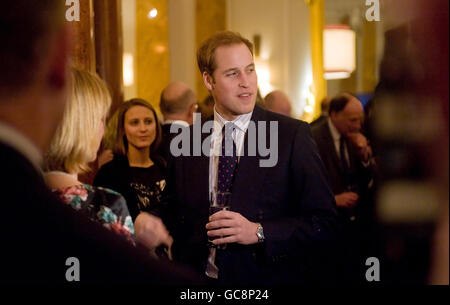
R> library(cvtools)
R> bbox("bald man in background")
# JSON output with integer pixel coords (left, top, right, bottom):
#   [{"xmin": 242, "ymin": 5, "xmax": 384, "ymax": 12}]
[
  {"xmin": 159, "ymin": 82, "xmax": 198, "ymax": 160},
  {"xmin": 312, "ymin": 93, "xmax": 374, "ymax": 219},
  {"xmin": 264, "ymin": 90, "xmax": 292, "ymax": 117},
  {"xmin": 311, "ymin": 93, "xmax": 375, "ymax": 283}
]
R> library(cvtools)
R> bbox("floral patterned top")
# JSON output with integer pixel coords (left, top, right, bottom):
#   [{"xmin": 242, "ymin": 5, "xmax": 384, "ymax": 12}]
[{"xmin": 52, "ymin": 184, "xmax": 135, "ymax": 244}]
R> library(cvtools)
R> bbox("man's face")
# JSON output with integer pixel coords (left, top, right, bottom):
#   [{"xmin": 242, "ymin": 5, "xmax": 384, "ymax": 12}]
[
  {"xmin": 204, "ymin": 43, "xmax": 257, "ymax": 120},
  {"xmin": 330, "ymin": 98, "xmax": 364, "ymax": 137}
]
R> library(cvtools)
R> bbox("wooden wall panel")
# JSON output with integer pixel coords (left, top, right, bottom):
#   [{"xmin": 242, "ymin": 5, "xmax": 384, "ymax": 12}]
[
  {"xmin": 69, "ymin": 0, "xmax": 96, "ymax": 72},
  {"xmin": 136, "ymin": 0, "xmax": 170, "ymax": 108},
  {"xmin": 94, "ymin": 0, "xmax": 124, "ymax": 117}
]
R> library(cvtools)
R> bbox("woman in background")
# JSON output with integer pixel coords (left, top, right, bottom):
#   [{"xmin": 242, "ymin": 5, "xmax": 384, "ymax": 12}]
[
  {"xmin": 44, "ymin": 68, "xmax": 135, "ymax": 244},
  {"xmin": 94, "ymin": 99, "xmax": 172, "ymax": 253}
]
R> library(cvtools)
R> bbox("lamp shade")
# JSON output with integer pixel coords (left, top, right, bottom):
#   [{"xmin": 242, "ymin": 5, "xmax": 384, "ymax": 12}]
[{"xmin": 323, "ymin": 25, "xmax": 356, "ymax": 80}]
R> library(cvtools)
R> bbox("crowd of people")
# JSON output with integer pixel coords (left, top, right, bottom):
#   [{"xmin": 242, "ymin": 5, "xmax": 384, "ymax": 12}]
[{"xmin": 0, "ymin": 0, "xmax": 447, "ymax": 286}]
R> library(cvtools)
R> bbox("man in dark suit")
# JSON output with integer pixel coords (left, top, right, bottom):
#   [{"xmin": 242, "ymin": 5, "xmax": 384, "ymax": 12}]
[
  {"xmin": 310, "ymin": 96, "xmax": 331, "ymax": 128},
  {"xmin": 311, "ymin": 93, "xmax": 374, "ymax": 220},
  {"xmin": 157, "ymin": 31, "xmax": 338, "ymax": 285},
  {"xmin": 0, "ymin": 1, "xmax": 200, "ymax": 285},
  {"xmin": 311, "ymin": 93, "xmax": 375, "ymax": 283},
  {"xmin": 158, "ymin": 82, "xmax": 198, "ymax": 160}
]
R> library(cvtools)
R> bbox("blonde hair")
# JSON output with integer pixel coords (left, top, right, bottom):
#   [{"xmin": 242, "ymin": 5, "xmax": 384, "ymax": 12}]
[{"xmin": 45, "ymin": 68, "xmax": 111, "ymax": 174}]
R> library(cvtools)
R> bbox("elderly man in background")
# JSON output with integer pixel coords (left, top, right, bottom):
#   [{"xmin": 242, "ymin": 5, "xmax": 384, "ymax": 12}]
[
  {"xmin": 159, "ymin": 81, "xmax": 198, "ymax": 160},
  {"xmin": 311, "ymin": 92, "xmax": 375, "ymax": 283},
  {"xmin": 264, "ymin": 90, "xmax": 292, "ymax": 117}
]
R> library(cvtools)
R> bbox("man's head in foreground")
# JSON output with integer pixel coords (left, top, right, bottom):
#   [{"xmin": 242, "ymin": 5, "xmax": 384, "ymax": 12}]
[{"xmin": 0, "ymin": 1, "xmax": 72, "ymax": 153}]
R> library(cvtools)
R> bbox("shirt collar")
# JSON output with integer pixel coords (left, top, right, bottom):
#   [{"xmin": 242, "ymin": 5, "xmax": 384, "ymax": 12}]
[
  {"xmin": 162, "ymin": 120, "xmax": 190, "ymax": 127},
  {"xmin": 213, "ymin": 106, "xmax": 253, "ymax": 132},
  {"xmin": 328, "ymin": 118, "xmax": 342, "ymax": 142},
  {"xmin": 0, "ymin": 122, "xmax": 43, "ymax": 172}
]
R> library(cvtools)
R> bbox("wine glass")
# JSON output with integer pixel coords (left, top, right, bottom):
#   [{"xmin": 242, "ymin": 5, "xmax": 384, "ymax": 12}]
[{"xmin": 208, "ymin": 190, "xmax": 231, "ymax": 250}]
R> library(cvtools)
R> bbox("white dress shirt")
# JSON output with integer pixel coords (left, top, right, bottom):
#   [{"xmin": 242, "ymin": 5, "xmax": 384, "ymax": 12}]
[
  {"xmin": 208, "ymin": 108, "xmax": 253, "ymax": 196},
  {"xmin": 162, "ymin": 119, "xmax": 190, "ymax": 128}
]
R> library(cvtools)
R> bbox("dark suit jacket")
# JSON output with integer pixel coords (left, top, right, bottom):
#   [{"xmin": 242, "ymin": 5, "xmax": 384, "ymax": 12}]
[
  {"xmin": 0, "ymin": 142, "xmax": 202, "ymax": 285},
  {"xmin": 309, "ymin": 114, "xmax": 327, "ymax": 128},
  {"xmin": 157, "ymin": 106, "xmax": 338, "ymax": 285},
  {"xmin": 311, "ymin": 120, "xmax": 373, "ymax": 221},
  {"xmin": 158, "ymin": 122, "xmax": 189, "ymax": 162}
]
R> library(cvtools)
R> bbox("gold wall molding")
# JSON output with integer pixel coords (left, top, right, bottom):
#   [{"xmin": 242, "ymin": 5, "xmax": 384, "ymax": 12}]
[
  {"xmin": 195, "ymin": 0, "xmax": 227, "ymax": 102},
  {"xmin": 136, "ymin": 0, "xmax": 170, "ymax": 108},
  {"xmin": 308, "ymin": 0, "xmax": 326, "ymax": 120},
  {"xmin": 362, "ymin": 19, "xmax": 377, "ymax": 92}
]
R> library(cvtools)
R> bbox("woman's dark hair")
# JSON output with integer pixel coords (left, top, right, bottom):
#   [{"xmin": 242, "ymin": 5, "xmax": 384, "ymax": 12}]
[{"xmin": 113, "ymin": 98, "xmax": 162, "ymax": 158}]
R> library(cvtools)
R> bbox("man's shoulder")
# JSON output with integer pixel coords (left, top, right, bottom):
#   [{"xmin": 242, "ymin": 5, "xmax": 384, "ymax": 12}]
[
  {"xmin": 0, "ymin": 142, "xmax": 42, "ymax": 184},
  {"xmin": 310, "ymin": 119, "xmax": 329, "ymax": 139},
  {"xmin": 254, "ymin": 105, "xmax": 308, "ymax": 129},
  {"xmin": 162, "ymin": 122, "xmax": 188, "ymax": 136},
  {"xmin": 161, "ymin": 123, "xmax": 171, "ymax": 136},
  {"xmin": 0, "ymin": 153, "xmax": 201, "ymax": 283}
]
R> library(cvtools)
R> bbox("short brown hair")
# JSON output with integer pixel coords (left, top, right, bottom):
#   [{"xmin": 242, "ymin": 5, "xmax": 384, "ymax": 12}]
[
  {"xmin": 112, "ymin": 99, "xmax": 162, "ymax": 156},
  {"xmin": 0, "ymin": 1, "xmax": 65, "ymax": 97},
  {"xmin": 197, "ymin": 31, "xmax": 254, "ymax": 76}
]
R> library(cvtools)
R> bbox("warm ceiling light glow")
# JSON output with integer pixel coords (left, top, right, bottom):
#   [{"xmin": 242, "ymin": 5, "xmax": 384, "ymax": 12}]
[
  {"xmin": 304, "ymin": 105, "xmax": 313, "ymax": 113},
  {"xmin": 324, "ymin": 71, "xmax": 351, "ymax": 80},
  {"xmin": 123, "ymin": 53, "xmax": 134, "ymax": 87},
  {"xmin": 148, "ymin": 8, "xmax": 158, "ymax": 19},
  {"xmin": 255, "ymin": 59, "xmax": 273, "ymax": 97},
  {"xmin": 323, "ymin": 25, "xmax": 356, "ymax": 80},
  {"xmin": 154, "ymin": 45, "xmax": 166, "ymax": 53}
]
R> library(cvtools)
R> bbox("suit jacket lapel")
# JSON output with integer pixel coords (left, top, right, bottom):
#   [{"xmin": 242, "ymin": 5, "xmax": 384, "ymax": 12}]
[{"xmin": 230, "ymin": 106, "xmax": 268, "ymax": 214}]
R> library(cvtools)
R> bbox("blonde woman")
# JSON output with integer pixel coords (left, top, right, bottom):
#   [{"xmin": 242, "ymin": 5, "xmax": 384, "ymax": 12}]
[{"xmin": 44, "ymin": 68, "xmax": 134, "ymax": 244}]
